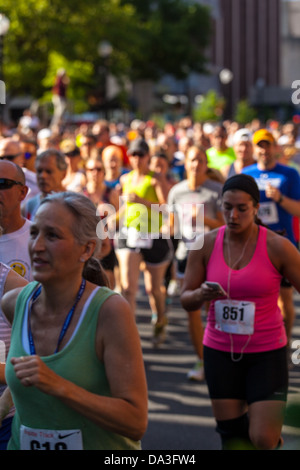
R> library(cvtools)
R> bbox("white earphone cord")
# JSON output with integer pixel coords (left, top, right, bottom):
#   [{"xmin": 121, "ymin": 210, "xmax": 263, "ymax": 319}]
[{"xmin": 226, "ymin": 226, "xmax": 254, "ymax": 362}]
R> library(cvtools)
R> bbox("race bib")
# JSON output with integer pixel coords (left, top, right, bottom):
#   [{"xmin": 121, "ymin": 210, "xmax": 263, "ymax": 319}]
[
  {"xmin": 258, "ymin": 201, "xmax": 279, "ymax": 225},
  {"xmin": 20, "ymin": 425, "xmax": 83, "ymax": 450},
  {"xmin": 215, "ymin": 300, "xmax": 255, "ymax": 335},
  {"xmin": 126, "ymin": 227, "xmax": 153, "ymax": 249}
]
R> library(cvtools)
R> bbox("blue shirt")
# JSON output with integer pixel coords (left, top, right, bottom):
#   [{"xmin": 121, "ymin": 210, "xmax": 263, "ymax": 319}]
[
  {"xmin": 104, "ymin": 168, "xmax": 130, "ymax": 189},
  {"xmin": 242, "ymin": 163, "xmax": 300, "ymax": 245}
]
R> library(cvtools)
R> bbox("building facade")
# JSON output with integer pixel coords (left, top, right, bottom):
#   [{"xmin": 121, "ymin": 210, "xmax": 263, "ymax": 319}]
[{"xmin": 210, "ymin": 0, "xmax": 281, "ymax": 118}]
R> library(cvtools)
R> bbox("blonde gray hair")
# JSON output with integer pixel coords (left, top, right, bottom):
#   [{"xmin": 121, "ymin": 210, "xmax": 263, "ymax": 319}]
[
  {"xmin": 40, "ymin": 191, "xmax": 101, "ymax": 254},
  {"xmin": 39, "ymin": 192, "xmax": 108, "ymax": 286}
]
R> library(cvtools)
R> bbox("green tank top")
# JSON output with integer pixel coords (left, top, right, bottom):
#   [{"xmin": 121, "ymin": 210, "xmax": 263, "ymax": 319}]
[
  {"xmin": 6, "ymin": 282, "xmax": 141, "ymax": 450},
  {"xmin": 123, "ymin": 171, "xmax": 162, "ymax": 233},
  {"xmin": 206, "ymin": 147, "xmax": 236, "ymax": 170}
]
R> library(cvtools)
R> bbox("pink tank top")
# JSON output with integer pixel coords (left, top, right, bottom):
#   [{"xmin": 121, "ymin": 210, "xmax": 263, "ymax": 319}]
[{"xmin": 203, "ymin": 225, "xmax": 287, "ymax": 353}]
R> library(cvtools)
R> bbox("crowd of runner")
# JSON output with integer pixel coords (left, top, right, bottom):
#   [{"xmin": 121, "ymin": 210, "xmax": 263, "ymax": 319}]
[{"xmin": 0, "ymin": 111, "xmax": 300, "ymax": 449}]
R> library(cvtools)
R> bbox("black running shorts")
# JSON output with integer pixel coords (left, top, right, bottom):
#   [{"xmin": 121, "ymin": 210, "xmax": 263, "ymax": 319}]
[
  {"xmin": 203, "ymin": 345, "xmax": 288, "ymax": 404},
  {"xmin": 117, "ymin": 236, "xmax": 172, "ymax": 265}
]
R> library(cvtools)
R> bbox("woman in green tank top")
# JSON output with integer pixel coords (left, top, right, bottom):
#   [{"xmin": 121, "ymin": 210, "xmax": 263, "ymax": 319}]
[
  {"xmin": 116, "ymin": 138, "xmax": 172, "ymax": 346},
  {"xmin": 1, "ymin": 192, "xmax": 148, "ymax": 450}
]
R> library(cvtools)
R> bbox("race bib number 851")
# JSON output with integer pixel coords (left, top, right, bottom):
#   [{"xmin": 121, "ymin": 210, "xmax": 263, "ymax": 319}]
[{"xmin": 215, "ymin": 300, "xmax": 255, "ymax": 335}]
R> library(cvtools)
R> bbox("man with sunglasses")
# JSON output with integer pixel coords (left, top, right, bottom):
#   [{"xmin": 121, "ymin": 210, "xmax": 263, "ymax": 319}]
[
  {"xmin": 19, "ymin": 137, "xmax": 39, "ymax": 204},
  {"xmin": 0, "ymin": 160, "xmax": 32, "ymax": 281},
  {"xmin": 0, "ymin": 138, "xmax": 24, "ymax": 167},
  {"xmin": 20, "ymin": 136, "xmax": 38, "ymax": 173},
  {"xmin": 0, "ymin": 159, "xmax": 30, "ymax": 449},
  {"xmin": 0, "ymin": 138, "xmax": 39, "ymax": 205}
]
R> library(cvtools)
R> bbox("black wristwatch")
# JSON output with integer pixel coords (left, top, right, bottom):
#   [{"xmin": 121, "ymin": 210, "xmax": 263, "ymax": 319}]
[{"xmin": 278, "ymin": 194, "xmax": 284, "ymax": 204}]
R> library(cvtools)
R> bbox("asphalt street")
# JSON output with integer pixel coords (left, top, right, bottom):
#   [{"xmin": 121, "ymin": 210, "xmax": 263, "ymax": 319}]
[{"xmin": 135, "ymin": 282, "xmax": 300, "ymax": 451}]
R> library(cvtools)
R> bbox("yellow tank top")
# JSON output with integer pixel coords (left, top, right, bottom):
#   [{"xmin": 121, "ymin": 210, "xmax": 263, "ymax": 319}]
[{"xmin": 122, "ymin": 171, "xmax": 162, "ymax": 233}]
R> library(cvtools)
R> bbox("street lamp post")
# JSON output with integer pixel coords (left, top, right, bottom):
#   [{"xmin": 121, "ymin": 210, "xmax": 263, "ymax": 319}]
[
  {"xmin": 0, "ymin": 14, "xmax": 10, "ymax": 126},
  {"xmin": 219, "ymin": 68, "xmax": 234, "ymax": 86},
  {"xmin": 219, "ymin": 68, "xmax": 233, "ymax": 119},
  {"xmin": 97, "ymin": 40, "xmax": 113, "ymax": 119}
]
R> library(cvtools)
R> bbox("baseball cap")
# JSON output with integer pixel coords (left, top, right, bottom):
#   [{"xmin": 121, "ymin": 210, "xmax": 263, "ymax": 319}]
[
  {"xmin": 232, "ymin": 128, "xmax": 252, "ymax": 145},
  {"xmin": 253, "ymin": 129, "xmax": 275, "ymax": 145},
  {"xmin": 37, "ymin": 128, "xmax": 52, "ymax": 140},
  {"xmin": 128, "ymin": 138, "xmax": 149, "ymax": 156}
]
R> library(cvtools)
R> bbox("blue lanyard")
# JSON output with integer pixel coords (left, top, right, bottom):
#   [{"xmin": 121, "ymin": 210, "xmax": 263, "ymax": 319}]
[{"xmin": 28, "ymin": 279, "xmax": 86, "ymax": 355}]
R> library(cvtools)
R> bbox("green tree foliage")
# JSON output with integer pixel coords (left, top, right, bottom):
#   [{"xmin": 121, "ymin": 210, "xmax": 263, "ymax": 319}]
[
  {"xmin": 0, "ymin": 0, "xmax": 212, "ymax": 108},
  {"xmin": 1, "ymin": 0, "xmax": 138, "ymax": 97},
  {"xmin": 122, "ymin": 0, "xmax": 212, "ymax": 80},
  {"xmin": 193, "ymin": 90, "xmax": 225, "ymax": 122},
  {"xmin": 234, "ymin": 99, "xmax": 258, "ymax": 125}
]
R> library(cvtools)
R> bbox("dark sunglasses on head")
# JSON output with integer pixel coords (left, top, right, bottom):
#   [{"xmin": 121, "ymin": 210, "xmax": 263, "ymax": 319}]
[
  {"xmin": 131, "ymin": 151, "xmax": 146, "ymax": 158},
  {"xmin": 0, "ymin": 178, "xmax": 24, "ymax": 190},
  {"xmin": 0, "ymin": 153, "xmax": 21, "ymax": 161},
  {"xmin": 64, "ymin": 150, "xmax": 80, "ymax": 157}
]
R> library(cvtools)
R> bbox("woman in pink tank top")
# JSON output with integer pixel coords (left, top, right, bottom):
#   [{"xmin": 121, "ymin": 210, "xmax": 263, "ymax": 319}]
[{"xmin": 181, "ymin": 174, "xmax": 300, "ymax": 450}]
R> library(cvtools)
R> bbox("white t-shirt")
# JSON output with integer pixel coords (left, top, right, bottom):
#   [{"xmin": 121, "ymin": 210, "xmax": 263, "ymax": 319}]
[
  {"xmin": 22, "ymin": 168, "xmax": 40, "ymax": 203},
  {"xmin": 0, "ymin": 262, "xmax": 15, "ymax": 418},
  {"xmin": 0, "ymin": 219, "xmax": 32, "ymax": 281},
  {"xmin": 167, "ymin": 178, "xmax": 223, "ymax": 257}
]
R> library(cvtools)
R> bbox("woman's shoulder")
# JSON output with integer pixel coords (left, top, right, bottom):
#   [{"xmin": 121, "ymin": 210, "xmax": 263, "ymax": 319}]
[
  {"xmin": 120, "ymin": 170, "xmax": 133, "ymax": 186},
  {"xmin": 90, "ymin": 286, "xmax": 127, "ymax": 311},
  {"xmin": 202, "ymin": 227, "xmax": 222, "ymax": 257},
  {"xmin": 204, "ymin": 226, "xmax": 223, "ymax": 245},
  {"xmin": 96, "ymin": 289, "xmax": 134, "ymax": 328},
  {"xmin": 4, "ymin": 268, "xmax": 28, "ymax": 293},
  {"xmin": 1, "ymin": 282, "xmax": 34, "ymax": 325},
  {"xmin": 266, "ymin": 227, "xmax": 292, "ymax": 250},
  {"xmin": 149, "ymin": 171, "xmax": 163, "ymax": 185},
  {"xmin": 187, "ymin": 227, "xmax": 222, "ymax": 265},
  {"xmin": 264, "ymin": 226, "xmax": 300, "ymax": 272},
  {"xmin": 266, "ymin": 227, "xmax": 298, "ymax": 258}
]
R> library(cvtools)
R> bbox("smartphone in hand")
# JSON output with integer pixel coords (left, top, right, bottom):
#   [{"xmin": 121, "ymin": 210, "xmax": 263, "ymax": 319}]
[{"xmin": 205, "ymin": 282, "xmax": 228, "ymax": 297}]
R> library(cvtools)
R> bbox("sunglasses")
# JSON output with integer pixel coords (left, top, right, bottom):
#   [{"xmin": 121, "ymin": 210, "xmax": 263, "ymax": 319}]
[
  {"xmin": 131, "ymin": 152, "xmax": 146, "ymax": 158},
  {"xmin": 24, "ymin": 152, "xmax": 33, "ymax": 160},
  {"xmin": 0, "ymin": 178, "xmax": 24, "ymax": 190},
  {"xmin": 64, "ymin": 150, "xmax": 79, "ymax": 157},
  {"xmin": 0, "ymin": 153, "xmax": 21, "ymax": 161},
  {"xmin": 81, "ymin": 142, "xmax": 94, "ymax": 147},
  {"xmin": 86, "ymin": 167, "xmax": 104, "ymax": 172}
]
